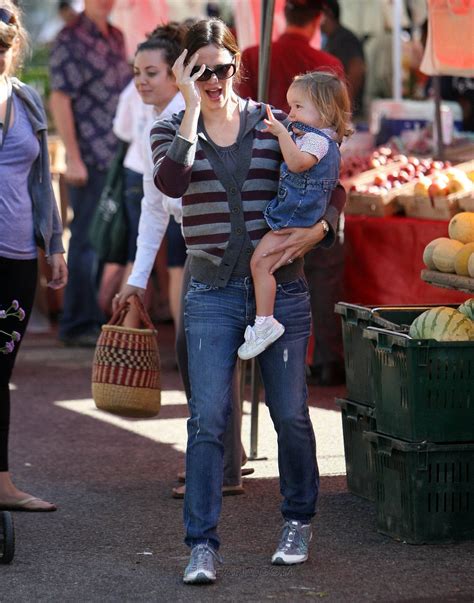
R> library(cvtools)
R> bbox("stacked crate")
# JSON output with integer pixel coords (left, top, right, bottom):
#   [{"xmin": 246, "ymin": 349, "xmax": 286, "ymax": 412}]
[
  {"xmin": 334, "ymin": 304, "xmax": 428, "ymax": 502},
  {"xmin": 363, "ymin": 327, "xmax": 474, "ymax": 544},
  {"xmin": 336, "ymin": 303, "xmax": 474, "ymax": 543}
]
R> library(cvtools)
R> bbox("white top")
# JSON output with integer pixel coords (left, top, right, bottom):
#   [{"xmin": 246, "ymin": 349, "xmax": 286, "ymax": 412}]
[
  {"xmin": 113, "ymin": 80, "xmax": 154, "ymax": 174},
  {"xmin": 295, "ymin": 128, "xmax": 337, "ymax": 161},
  {"xmin": 127, "ymin": 92, "xmax": 185, "ymax": 290}
]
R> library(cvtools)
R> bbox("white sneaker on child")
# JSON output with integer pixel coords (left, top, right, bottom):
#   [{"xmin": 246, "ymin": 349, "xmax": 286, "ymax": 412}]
[{"xmin": 238, "ymin": 318, "xmax": 285, "ymax": 360}]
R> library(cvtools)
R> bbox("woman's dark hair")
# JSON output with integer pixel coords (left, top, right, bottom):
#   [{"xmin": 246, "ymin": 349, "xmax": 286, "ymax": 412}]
[
  {"xmin": 135, "ymin": 22, "xmax": 186, "ymax": 73},
  {"xmin": 182, "ymin": 18, "xmax": 241, "ymax": 81},
  {"xmin": 284, "ymin": 0, "xmax": 323, "ymax": 27}
]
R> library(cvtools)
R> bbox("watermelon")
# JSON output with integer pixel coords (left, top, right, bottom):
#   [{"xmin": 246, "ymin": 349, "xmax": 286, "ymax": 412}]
[
  {"xmin": 458, "ymin": 298, "xmax": 474, "ymax": 321},
  {"xmin": 409, "ymin": 306, "xmax": 474, "ymax": 341}
]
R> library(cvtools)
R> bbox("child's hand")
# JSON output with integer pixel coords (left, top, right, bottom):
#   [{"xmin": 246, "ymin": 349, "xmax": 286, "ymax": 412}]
[{"xmin": 263, "ymin": 105, "xmax": 286, "ymax": 136}]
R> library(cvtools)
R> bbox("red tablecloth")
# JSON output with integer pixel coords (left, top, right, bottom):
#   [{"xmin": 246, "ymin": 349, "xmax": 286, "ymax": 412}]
[{"xmin": 344, "ymin": 215, "xmax": 470, "ymax": 305}]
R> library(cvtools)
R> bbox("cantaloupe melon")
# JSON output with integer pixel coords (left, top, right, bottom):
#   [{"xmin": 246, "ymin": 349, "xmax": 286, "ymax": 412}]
[
  {"xmin": 458, "ymin": 299, "xmax": 474, "ymax": 321},
  {"xmin": 448, "ymin": 212, "xmax": 474, "ymax": 244},
  {"xmin": 423, "ymin": 237, "xmax": 451, "ymax": 270},
  {"xmin": 454, "ymin": 242, "xmax": 474, "ymax": 276},
  {"xmin": 409, "ymin": 306, "xmax": 474, "ymax": 341},
  {"xmin": 432, "ymin": 239, "xmax": 463, "ymax": 272}
]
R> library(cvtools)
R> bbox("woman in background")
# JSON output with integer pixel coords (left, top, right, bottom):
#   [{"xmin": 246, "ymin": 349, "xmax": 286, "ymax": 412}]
[{"xmin": 0, "ymin": 1, "xmax": 67, "ymax": 512}]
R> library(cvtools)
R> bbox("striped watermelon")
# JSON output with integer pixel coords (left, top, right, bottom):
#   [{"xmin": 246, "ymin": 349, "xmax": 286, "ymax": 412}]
[
  {"xmin": 458, "ymin": 298, "xmax": 474, "ymax": 321},
  {"xmin": 409, "ymin": 306, "xmax": 474, "ymax": 341}
]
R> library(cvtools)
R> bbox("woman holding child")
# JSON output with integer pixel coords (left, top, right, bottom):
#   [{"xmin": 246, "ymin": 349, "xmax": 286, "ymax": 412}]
[{"xmin": 151, "ymin": 17, "xmax": 348, "ymax": 584}]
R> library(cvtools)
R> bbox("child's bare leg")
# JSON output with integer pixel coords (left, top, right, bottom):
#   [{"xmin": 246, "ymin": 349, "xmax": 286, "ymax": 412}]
[
  {"xmin": 251, "ymin": 231, "xmax": 289, "ymax": 317},
  {"xmin": 238, "ymin": 232, "xmax": 288, "ymax": 359}
]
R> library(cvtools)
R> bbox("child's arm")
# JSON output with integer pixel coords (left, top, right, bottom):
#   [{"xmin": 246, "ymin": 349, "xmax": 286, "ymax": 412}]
[{"xmin": 263, "ymin": 105, "xmax": 318, "ymax": 173}]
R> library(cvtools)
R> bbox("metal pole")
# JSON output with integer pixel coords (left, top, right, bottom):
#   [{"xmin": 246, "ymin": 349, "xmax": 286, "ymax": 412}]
[
  {"xmin": 247, "ymin": 0, "xmax": 275, "ymax": 461},
  {"xmin": 432, "ymin": 76, "xmax": 445, "ymax": 160},
  {"xmin": 257, "ymin": 0, "xmax": 276, "ymax": 102},
  {"xmin": 392, "ymin": 0, "xmax": 402, "ymax": 101}
]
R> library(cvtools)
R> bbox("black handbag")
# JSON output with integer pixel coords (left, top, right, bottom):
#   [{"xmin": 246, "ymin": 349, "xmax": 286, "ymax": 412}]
[{"xmin": 89, "ymin": 141, "xmax": 129, "ymax": 265}]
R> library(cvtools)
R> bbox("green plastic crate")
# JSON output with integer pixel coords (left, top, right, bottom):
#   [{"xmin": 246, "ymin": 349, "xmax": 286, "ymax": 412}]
[
  {"xmin": 334, "ymin": 303, "xmax": 451, "ymax": 407},
  {"xmin": 365, "ymin": 432, "xmax": 474, "ymax": 544},
  {"xmin": 364, "ymin": 327, "xmax": 474, "ymax": 442},
  {"xmin": 336, "ymin": 398, "xmax": 376, "ymax": 501}
]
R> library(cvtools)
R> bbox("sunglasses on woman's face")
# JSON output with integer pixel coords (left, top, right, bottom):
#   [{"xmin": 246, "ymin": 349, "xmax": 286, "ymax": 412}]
[
  {"xmin": 190, "ymin": 62, "xmax": 236, "ymax": 82},
  {"xmin": 0, "ymin": 8, "xmax": 14, "ymax": 25}
]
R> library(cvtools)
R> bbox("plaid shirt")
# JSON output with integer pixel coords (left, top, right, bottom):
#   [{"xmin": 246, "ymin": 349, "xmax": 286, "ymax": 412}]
[{"xmin": 49, "ymin": 12, "xmax": 130, "ymax": 170}]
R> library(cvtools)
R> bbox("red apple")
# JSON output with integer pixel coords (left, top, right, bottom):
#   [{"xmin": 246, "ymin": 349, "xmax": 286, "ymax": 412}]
[
  {"xmin": 393, "ymin": 154, "xmax": 408, "ymax": 165},
  {"xmin": 407, "ymin": 156, "xmax": 420, "ymax": 167},
  {"xmin": 397, "ymin": 170, "xmax": 410, "ymax": 183}
]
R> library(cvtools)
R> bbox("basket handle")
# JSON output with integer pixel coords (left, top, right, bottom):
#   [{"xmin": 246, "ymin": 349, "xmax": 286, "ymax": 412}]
[{"xmin": 107, "ymin": 294, "xmax": 155, "ymax": 330}]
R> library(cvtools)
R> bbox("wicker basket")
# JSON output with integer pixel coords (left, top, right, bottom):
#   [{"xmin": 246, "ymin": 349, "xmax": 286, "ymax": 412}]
[{"xmin": 92, "ymin": 295, "xmax": 161, "ymax": 418}]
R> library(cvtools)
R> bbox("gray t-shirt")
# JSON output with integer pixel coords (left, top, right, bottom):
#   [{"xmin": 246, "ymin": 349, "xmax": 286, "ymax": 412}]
[
  {"xmin": 0, "ymin": 94, "xmax": 39, "ymax": 259},
  {"xmin": 203, "ymin": 106, "xmax": 255, "ymax": 277}
]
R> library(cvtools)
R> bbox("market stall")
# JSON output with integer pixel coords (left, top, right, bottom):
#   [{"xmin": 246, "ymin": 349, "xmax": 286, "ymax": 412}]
[{"xmin": 344, "ymin": 214, "xmax": 471, "ymax": 305}]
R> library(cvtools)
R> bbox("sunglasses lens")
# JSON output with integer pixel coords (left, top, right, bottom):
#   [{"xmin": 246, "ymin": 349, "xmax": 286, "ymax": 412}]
[
  {"xmin": 216, "ymin": 64, "xmax": 236, "ymax": 80},
  {"xmin": 190, "ymin": 66, "xmax": 211, "ymax": 81},
  {"xmin": 191, "ymin": 64, "xmax": 236, "ymax": 82},
  {"xmin": 0, "ymin": 8, "xmax": 13, "ymax": 25}
]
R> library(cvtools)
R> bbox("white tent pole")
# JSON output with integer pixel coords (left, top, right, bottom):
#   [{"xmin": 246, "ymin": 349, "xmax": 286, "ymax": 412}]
[{"xmin": 392, "ymin": 0, "xmax": 402, "ymax": 101}]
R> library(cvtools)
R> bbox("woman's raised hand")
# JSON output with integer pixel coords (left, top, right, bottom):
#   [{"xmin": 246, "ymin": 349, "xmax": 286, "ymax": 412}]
[{"xmin": 172, "ymin": 49, "xmax": 206, "ymax": 108}]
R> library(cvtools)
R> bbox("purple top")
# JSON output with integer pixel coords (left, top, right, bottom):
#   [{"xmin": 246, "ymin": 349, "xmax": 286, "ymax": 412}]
[
  {"xmin": 0, "ymin": 94, "xmax": 39, "ymax": 259},
  {"xmin": 49, "ymin": 12, "xmax": 130, "ymax": 170}
]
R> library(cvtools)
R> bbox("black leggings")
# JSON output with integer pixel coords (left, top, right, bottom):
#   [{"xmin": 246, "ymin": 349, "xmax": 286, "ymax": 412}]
[{"xmin": 0, "ymin": 257, "xmax": 37, "ymax": 471}]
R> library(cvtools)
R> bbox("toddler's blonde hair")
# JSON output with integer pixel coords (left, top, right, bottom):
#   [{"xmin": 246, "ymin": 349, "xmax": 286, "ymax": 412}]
[{"xmin": 291, "ymin": 71, "xmax": 353, "ymax": 143}]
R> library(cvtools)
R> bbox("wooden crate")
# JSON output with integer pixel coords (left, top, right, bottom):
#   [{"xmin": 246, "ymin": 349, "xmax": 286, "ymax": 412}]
[
  {"xmin": 398, "ymin": 160, "xmax": 474, "ymax": 220},
  {"xmin": 459, "ymin": 196, "xmax": 474, "ymax": 211},
  {"xmin": 421, "ymin": 269, "xmax": 474, "ymax": 294},
  {"xmin": 398, "ymin": 191, "xmax": 467, "ymax": 220},
  {"xmin": 346, "ymin": 189, "xmax": 403, "ymax": 217},
  {"xmin": 344, "ymin": 163, "xmax": 410, "ymax": 217}
]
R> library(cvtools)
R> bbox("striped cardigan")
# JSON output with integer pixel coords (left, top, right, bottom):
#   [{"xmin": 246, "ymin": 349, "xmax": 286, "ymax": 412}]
[{"xmin": 151, "ymin": 99, "xmax": 342, "ymax": 287}]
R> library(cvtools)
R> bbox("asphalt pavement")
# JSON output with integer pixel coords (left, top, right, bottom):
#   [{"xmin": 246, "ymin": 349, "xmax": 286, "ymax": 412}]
[{"xmin": 1, "ymin": 323, "xmax": 473, "ymax": 602}]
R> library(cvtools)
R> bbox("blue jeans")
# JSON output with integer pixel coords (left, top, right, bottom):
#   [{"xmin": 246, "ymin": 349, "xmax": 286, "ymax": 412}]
[
  {"xmin": 59, "ymin": 166, "xmax": 106, "ymax": 339},
  {"xmin": 183, "ymin": 276, "xmax": 318, "ymax": 550},
  {"xmin": 123, "ymin": 167, "xmax": 143, "ymax": 263}
]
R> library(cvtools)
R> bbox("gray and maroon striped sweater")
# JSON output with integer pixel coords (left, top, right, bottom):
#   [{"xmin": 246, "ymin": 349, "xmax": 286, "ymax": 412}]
[{"xmin": 151, "ymin": 98, "xmax": 344, "ymax": 287}]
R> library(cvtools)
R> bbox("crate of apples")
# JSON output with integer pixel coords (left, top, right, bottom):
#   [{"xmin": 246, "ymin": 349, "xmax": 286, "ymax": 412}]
[
  {"xmin": 346, "ymin": 155, "xmax": 450, "ymax": 216},
  {"xmin": 399, "ymin": 160, "xmax": 474, "ymax": 220}
]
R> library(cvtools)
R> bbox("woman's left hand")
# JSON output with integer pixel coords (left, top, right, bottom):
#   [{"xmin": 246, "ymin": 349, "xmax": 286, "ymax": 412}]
[
  {"xmin": 263, "ymin": 222, "xmax": 328, "ymax": 274},
  {"xmin": 47, "ymin": 253, "xmax": 68, "ymax": 289}
]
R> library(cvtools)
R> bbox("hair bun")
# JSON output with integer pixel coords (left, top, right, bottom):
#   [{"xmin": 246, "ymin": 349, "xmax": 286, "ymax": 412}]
[{"xmin": 147, "ymin": 21, "xmax": 184, "ymax": 44}]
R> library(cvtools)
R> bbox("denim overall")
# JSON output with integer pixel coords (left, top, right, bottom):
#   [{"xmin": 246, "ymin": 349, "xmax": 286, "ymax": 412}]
[{"xmin": 265, "ymin": 121, "xmax": 341, "ymax": 230}]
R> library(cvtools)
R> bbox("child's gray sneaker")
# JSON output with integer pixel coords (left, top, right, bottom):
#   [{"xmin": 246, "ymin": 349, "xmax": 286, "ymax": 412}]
[
  {"xmin": 183, "ymin": 544, "xmax": 221, "ymax": 584},
  {"xmin": 271, "ymin": 520, "xmax": 312, "ymax": 565},
  {"xmin": 238, "ymin": 319, "xmax": 285, "ymax": 360}
]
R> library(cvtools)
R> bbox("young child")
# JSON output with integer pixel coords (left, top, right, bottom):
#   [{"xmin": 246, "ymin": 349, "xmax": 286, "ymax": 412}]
[{"xmin": 238, "ymin": 71, "xmax": 352, "ymax": 360}]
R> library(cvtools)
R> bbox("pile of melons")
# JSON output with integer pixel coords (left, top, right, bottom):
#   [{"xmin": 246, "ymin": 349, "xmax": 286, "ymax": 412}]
[
  {"xmin": 409, "ymin": 299, "xmax": 474, "ymax": 341},
  {"xmin": 423, "ymin": 212, "xmax": 474, "ymax": 277}
]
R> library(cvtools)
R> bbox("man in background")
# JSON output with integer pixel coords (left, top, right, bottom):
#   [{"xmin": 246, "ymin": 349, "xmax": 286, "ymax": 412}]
[
  {"xmin": 238, "ymin": 0, "xmax": 346, "ymax": 386},
  {"xmin": 321, "ymin": 0, "xmax": 366, "ymax": 118},
  {"xmin": 49, "ymin": 0, "xmax": 130, "ymax": 346}
]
